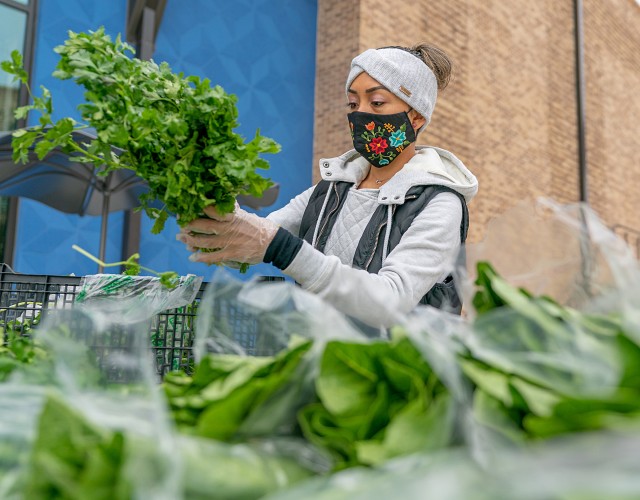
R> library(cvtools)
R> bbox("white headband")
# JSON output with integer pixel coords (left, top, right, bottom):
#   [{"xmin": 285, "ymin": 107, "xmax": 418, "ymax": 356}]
[{"xmin": 345, "ymin": 48, "xmax": 438, "ymax": 132}]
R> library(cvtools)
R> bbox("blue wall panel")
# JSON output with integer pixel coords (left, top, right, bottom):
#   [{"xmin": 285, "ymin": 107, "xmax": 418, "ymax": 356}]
[
  {"xmin": 12, "ymin": 0, "xmax": 317, "ymax": 280},
  {"xmin": 14, "ymin": 0, "xmax": 127, "ymax": 275},
  {"xmin": 141, "ymin": 0, "xmax": 317, "ymax": 280}
]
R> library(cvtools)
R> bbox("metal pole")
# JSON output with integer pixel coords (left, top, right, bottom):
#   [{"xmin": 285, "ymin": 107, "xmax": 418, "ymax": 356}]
[
  {"xmin": 574, "ymin": 0, "xmax": 588, "ymax": 203},
  {"xmin": 574, "ymin": 0, "xmax": 592, "ymax": 298},
  {"xmin": 99, "ymin": 191, "xmax": 110, "ymax": 273}
]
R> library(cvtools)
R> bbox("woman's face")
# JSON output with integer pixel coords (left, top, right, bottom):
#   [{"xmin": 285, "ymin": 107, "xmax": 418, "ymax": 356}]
[{"xmin": 347, "ymin": 72, "xmax": 424, "ymax": 130}]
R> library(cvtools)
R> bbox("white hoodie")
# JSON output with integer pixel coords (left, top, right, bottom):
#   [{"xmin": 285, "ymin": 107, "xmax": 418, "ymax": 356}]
[{"xmin": 267, "ymin": 146, "xmax": 478, "ymax": 327}]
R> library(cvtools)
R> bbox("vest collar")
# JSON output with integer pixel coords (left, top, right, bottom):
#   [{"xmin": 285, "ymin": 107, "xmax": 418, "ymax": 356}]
[{"xmin": 318, "ymin": 148, "xmax": 427, "ymax": 205}]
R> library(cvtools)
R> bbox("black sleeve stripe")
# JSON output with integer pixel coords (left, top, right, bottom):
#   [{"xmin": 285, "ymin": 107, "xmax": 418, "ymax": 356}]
[{"xmin": 263, "ymin": 227, "xmax": 304, "ymax": 270}]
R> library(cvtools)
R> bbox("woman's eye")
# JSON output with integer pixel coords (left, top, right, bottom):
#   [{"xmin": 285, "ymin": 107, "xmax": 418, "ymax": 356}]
[
  {"xmin": 371, "ymin": 101, "xmax": 384, "ymax": 107},
  {"xmin": 346, "ymin": 102, "xmax": 358, "ymax": 110}
]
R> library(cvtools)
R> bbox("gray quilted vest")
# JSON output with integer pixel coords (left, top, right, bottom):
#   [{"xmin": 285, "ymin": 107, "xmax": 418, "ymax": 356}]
[{"xmin": 298, "ymin": 180, "xmax": 469, "ymax": 314}]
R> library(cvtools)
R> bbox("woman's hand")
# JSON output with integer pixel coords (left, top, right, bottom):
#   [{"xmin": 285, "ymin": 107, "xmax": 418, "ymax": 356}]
[{"xmin": 176, "ymin": 204, "xmax": 279, "ymax": 265}]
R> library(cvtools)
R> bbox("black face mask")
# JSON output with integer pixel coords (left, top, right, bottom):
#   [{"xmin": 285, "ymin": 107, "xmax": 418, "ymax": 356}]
[{"xmin": 348, "ymin": 110, "xmax": 416, "ymax": 168}]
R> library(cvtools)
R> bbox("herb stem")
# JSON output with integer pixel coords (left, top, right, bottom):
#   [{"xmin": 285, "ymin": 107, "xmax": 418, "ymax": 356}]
[
  {"xmin": 64, "ymin": 140, "xmax": 113, "ymax": 167},
  {"xmin": 72, "ymin": 244, "xmax": 159, "ymax": 276}
]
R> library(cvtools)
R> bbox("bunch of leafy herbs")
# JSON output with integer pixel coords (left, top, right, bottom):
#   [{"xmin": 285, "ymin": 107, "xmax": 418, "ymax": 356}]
[
  {"xmin": 1, "ymin": 27, "xmax": 279, "ymax": 236},
  {"xmin": 461, "ymin": 261, "xmax": 640, "ymax": 443}
]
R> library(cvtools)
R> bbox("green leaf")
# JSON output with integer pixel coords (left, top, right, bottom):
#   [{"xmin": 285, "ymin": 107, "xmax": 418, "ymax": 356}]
[
  {"xmin": 0, "ymin": 50, "xmax": 29, "ymax": 84},
  {"xmin": 616, "ymin": 333, "xmax": 640, "ymax": 389},
  {"xmin": 316, "ymin": 341, "xmax": 384, "ymax": 417},
  {"xmin": 356, "ymin": 393, "xmax": 454, "ymax": 466},
  {"xmin": 182, "ymin": 340, "xmax": 312, "ymax": 440},
  {"xmin": 298, "ymin": 403, "xmax": 358, "ymax": 468},
  {"xmin": 460, "ymin": 358, "xmax": 513, "ymax": 407},
  {"xmin": 150, "ymin": 210, "xmax": 169, "ymax": 234},
  {"xmin": 24, "ymin": 395, "xmax": 132, "ymax": 499},
  {"xmin": 472, "ymin": 389, "xmax": 526, "ymax": 444},
  {"xmin": 34, "ymin": 139, "xmax": 57, "ymax": 159},
  {"xmin": 509, "ymin": 376, "xmax": 561, "ymax": 417},
  {"xmin": 14, "ymin": 105, "xmax": 31, "ymax": 120},
  {"xmin": 196, "ymin": 381, "xmax": 265, "ymax": 440}
]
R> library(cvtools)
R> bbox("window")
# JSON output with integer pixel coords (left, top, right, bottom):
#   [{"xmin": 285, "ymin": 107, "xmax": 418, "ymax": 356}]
[
  {"xmin": 0, "ymin": 4, "xmax": 27, "ymax": 130},
  {"xmin": 0, "ymin": 0, "xmax": 37, "ymax": 264}
]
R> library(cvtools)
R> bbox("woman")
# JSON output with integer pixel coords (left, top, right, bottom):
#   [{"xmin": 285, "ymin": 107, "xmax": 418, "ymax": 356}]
[{"xmin": 177, "ymin": 43, "xmax": 478, "ymax": 328}]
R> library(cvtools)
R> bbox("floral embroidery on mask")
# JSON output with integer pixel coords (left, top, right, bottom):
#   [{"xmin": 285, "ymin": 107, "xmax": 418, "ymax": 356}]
[
  {"xmin": 369, "ymin": 136, "xmax": 389, "ymax": 154},
  {"xmin": 348, "ymin": 110, "xmax": 416, "ymax": 168},
  {"xmin": 389, "ymin": 129, "xmax": 407, "ymax": 148}
]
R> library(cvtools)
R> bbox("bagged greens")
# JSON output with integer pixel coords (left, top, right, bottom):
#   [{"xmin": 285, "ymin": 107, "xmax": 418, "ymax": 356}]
[
  {"xmin": 298, "ymin": 334, "xmax": 456, "ymax": 470},
  {"xmin": 178, "ymin": 435, "xmax": 316, "ymax": 500},
  {"xmin": 460, "ymin": 261, "xmax": 640, "ymax": 443},
  {"xmin": 164, "ymin": 338, "xmax": 313, "ymax": 441},
  {"xmin": 24, "ymin": 393, "xmax": 132, "ymax": 500}
]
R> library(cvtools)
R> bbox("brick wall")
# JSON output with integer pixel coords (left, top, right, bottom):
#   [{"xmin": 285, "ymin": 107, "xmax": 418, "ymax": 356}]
[
  {"xmin": 312, "ymin": 0, "xmax": 640, "ymax": 250},
  {"xmin": 312, "ymin": 0, "xmax": 360, "ymax": 177},
  {"xmin": 583, "ymin": 0, "xmax": 640, "ymax": 231}
]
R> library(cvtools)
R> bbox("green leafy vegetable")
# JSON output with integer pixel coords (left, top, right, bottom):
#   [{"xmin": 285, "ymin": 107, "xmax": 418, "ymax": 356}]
[
  {"xmin": 298, "ymin": 335, "xmax": 455, "ymax": 470},
  {"xmin": 178, "ymin": 435, "xmax": 315, "ymax": 499},
  {"xmin": 0, "ymin": 321, "xmax": 52, "ymax": 383},
  {"xmin": 2, "ymin": 28, "xmax": 279, "ymax": 236},
  {"xmin": 21, "ymin": 394, "xmax": 319, "ymax": 500},
  {"xmin": 461, "ymin": 261, "xmax": 640, "ymax": 442},
  {"xmin": 24, "ymin": 394, "xmax": 131, "ymax": 500},
  {"xmin": 163, "ymin": 338, "xmax": 313, "ymax": 441}
]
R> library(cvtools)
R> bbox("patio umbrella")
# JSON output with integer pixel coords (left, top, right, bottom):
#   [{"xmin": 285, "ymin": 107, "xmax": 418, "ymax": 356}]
[
  {"xmin": 0, "ymin": 129, "xmax": 149, "ymax": 267},
  {"xmin": 0, "ymin": 129, "xmax": 279, "ymax": 268}
]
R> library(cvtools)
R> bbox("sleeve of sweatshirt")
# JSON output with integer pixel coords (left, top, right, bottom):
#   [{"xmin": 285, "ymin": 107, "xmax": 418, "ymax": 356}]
[
  {"xmin": 280, "ymin": 191, "xmax": 463, "ymax": 328},
  {"xmin": 265, "ymin": 185, "xmax": 315, "ymax": 235}
]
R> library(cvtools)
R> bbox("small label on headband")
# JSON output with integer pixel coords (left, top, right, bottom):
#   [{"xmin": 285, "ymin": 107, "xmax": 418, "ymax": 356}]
[{"xmin": 399, "ymin": 86, "xmax": 412, "ymax": 97}]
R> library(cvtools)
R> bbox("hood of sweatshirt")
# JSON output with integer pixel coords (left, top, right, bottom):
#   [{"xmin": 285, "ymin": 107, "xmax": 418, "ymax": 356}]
[{"xmin": 319, "ymin": 146, "xmax": 478, "ymax": 205}]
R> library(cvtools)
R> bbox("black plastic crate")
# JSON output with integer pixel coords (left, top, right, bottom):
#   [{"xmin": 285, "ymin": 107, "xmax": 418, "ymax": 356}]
[
  {"xmin": 0, "ymin": 270, "xmax": 80, "ymax": 332},
  {"xmin": 0, "ymin": 269, "xmax": 283, "ymax": 379}
]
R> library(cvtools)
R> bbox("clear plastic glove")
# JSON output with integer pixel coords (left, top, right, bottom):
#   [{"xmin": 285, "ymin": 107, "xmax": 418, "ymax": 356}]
[{"xmin": 176, "ymin": 204, "xmax": 279, "ymax": 265}]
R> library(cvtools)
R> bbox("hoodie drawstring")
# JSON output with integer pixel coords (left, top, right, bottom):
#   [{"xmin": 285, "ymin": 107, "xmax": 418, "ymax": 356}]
[
  {"xmin": 381, "ymin": 204, "xmax": 393, "ymax": 263},
  {"xmin": 311, "ymin": 181, "xmax": 333, "ymax": 248}
]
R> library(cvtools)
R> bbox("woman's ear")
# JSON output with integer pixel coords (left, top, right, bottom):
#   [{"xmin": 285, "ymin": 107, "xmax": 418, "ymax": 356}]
[{"xmin": 409, "ymin": 110, "xmax": 426, "ymax": 132}]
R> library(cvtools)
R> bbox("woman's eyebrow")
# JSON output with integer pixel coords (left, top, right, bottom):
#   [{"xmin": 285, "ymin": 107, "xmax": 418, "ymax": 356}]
[
  {"xmin": 347, "ymin": 85, "xmax": 388, "ymax": 94},
  {"xmin": 365, "ymin": 85, "xmax": 387, "ymax": 93}
]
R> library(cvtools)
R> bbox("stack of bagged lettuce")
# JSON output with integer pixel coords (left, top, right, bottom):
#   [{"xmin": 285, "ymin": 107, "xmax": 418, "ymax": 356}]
[{"xmin": 3, "ymin": 259, "xmax": 640, "ymax": 498}]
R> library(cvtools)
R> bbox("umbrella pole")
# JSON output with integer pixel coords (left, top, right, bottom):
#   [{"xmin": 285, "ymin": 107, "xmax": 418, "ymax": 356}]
[{"xmin": 98, "ymin": 192, "xmax": 110, "ymax": 273}]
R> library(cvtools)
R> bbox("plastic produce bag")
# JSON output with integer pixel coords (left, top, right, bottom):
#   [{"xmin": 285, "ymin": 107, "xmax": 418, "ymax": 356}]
[
  {"xmin": 74, "ymin": 273, "xmax": 203, "ymax": 379},
  {"xmin": 397, "ymin": 305, "xmax": 497, "ymax": 462},
  {"xmin": 185, "ymin": 270, "xmax": 465, "ymax": 471},
  {"xmin": 75, "ymin": 273, "xmax": 203, "ymax": 323},
  {"xmin": 177, "ymin": 435, "xmax": 323, "ymax": 500},
  {"xmin": 0, "ymin": 384, "xmax": 47, "ymax": 500},
  {"xmin": 24, "ymin": 306, "xmax": 182, "ymax": 499},
  {"xmin": 462, "ymin": 305, "xmax": 621, "ymax": 398},
  {"xmin": 194, "ymin": 270, "xmax": 367, "ymax": 360},
  {"xmin": 462, "ymin": 198, "xmax": 637, "ymax": 317},
  {"xmin": 168, "ymin": 271, "xmax": 371, "ymax": 454},
  {"xmin": 267, "ymin": 430, "xmax": 640, "ymax": 500}
]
